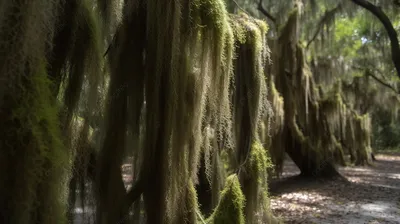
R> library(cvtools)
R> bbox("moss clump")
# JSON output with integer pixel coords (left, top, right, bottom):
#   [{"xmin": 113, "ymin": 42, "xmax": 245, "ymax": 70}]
[
  {"xmin": 244, "ymin": 142, "xmax": 280, "ymax": 224},
  {"xmin": 248, "ymin": 142, "xmax": 273, "ymax": 182},
  {"xmin": 206, "ymin": 175, "xmax": 245, "ymax": 224}
]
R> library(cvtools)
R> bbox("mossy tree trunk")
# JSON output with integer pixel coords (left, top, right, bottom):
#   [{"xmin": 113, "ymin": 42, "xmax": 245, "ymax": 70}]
[
  {"xmin": 0, "ymin": 1, "xmax": 70, "ymax": 223},
  {"xmin": 271, "ymin": 9, "xmax": 343, "ymax": 179},
  {"xmin": 284, "ymin": 128, "xmax": 339, "ymax": 178}
]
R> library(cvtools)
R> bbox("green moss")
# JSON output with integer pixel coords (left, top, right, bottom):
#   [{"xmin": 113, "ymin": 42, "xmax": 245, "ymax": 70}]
[
  {"xmin": 195, "ymin": 0, "xmax": 229, "ymax": 31},
  {"xmin": 142, "ymin": 0, "xmax": 238, "ymax": 222},
  {"xmin": 243, "ymin": 142, "xmax": 278, "ymax": 223},
  {"xmin": 230, "ymin": 17, "xmax": 247, "ymax": 44},
  {"xmin": 176, "ymin": 180, "xmax": 199, "ymax": 223},
  {"xmin": 230, "ymin": 13, "xmax": 268, "ymax": 49},
  {"xmin": 248, "ymin": 142, "xmax": 273, "ymax": 183},
  {"xmin": 206, "ymin": 175, "xmax": 245, "ymax": 224},
  {"xmin": 8, "ymin": 60, "xmax": 68, "ymax": 223}
]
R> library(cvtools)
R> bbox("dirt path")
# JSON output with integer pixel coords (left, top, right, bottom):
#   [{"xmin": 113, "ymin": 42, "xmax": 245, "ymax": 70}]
[{"xmin": 269, "ymin": 153, "xmax": 400, "ymax": 224}]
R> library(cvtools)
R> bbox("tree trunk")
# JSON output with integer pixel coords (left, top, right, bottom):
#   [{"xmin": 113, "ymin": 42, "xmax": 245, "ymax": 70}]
[{"xmin": 284, "ymin": 127, "xmax": 340, "ymax": 178}]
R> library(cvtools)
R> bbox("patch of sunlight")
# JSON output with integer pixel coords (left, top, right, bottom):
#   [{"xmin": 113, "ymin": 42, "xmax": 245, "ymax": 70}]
[
  {"xmin": 361, "ymin": 203, "xmax": 389, "ymax": 213},
  {"xmin": 74, "ymin": 207, "xmax": 95, "ymax": 214},
  {"xmin": 388, "ymin": 173, "xmax": 400, "ymax": 180}
]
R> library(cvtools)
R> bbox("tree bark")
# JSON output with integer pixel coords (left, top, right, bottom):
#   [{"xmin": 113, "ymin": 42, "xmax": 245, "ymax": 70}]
[{"xmin": 350, "ymin": 0, "xmax": 400, "ymax": 78}]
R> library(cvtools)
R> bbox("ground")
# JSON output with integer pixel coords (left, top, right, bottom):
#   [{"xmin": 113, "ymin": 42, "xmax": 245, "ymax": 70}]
[
  {"xmin": 74, "ymin": 154, "xmax": 400, "ymax": 223},
  {"xmin": 269, "ymin": 153, "xmax": 400, "ymax": 224}
]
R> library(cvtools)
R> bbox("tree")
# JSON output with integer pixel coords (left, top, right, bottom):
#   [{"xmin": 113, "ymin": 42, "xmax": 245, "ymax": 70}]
[
  {"xmin": 252, "ymin": 0, "xmax": 400, "ymax": 175},
  {"xmin": 350, "ymin": 0, "xmax": 400, "ymax": 77}
]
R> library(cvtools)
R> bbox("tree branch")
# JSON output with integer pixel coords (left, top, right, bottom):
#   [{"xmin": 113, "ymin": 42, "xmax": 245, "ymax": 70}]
[
  {"xmin": 306, "ymin": 4, "xmax": 342, "ymax": 49},
  {"xmin": 258, "ymin": 0, "xmax": 277, "ymax": 24},
  {"xmin": 350, "ymin": 0, "xmax": 400, "ymax": 78},
  {"xmin": 354, "ymin": 65, "xmax": 400, "ymax": 94},
  {"xmin": 124, "ymin": 177, "xmax": 146, "ymax": 209},
  {"xmin": 366, "ymin": 70, "xmax": 400, "ymax": 94}
]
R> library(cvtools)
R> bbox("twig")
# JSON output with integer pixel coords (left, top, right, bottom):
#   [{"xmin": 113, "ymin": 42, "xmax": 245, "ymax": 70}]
[
  {"xmin": 366, "ymin": 70, "xmax": 400, "ymax": 94},
  {"xmin": 353, "ymin": 66, "xmax": 400, "ymax": 94}
]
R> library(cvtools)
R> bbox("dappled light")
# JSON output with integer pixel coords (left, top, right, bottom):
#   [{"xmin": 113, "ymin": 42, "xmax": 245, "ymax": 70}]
[{"xmin": 270, "ymin": 154, "xmax": 400, "ymax": 223}]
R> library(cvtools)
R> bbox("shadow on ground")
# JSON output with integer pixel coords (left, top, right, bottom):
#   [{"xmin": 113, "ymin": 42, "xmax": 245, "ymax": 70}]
[{"xmin": 269, "ymin": 153, "xmax": 400, "ymax": 224}]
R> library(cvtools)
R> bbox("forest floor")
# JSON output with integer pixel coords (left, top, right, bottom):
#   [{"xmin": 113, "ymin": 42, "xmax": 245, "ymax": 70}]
[{"xmin": 269, "ymin": 153, "xmax": 400, "ymax": 224}]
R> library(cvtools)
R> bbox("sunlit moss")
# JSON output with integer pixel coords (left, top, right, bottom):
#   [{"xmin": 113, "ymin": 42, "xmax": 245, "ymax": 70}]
[
  {"xmin": 248, "ymin": 142, "xmax": 273, "ymax": 183},
  {"xmin": 206, "ymin": 175, "xmax": 245, "ymax": 224},
  {"xmin": 141, "ymin": 0, "xmax": 239, "ymax": 222},
  {"xmin": 244, "ymin": 142, "xmax": 279, "ymax": 223}
]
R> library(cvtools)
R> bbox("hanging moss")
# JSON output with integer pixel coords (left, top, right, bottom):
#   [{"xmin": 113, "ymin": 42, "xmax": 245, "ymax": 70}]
[
  {"xmin": 62, "ymin": 0, "xmax": 103, "ymax": 128},
  {"xmin": 229, "ymin": 12, "xmax": 270, "ymax": 169},
  {"xmin": 269, "ymin": 8, "xmax": 348, "ymax": 177},
  {"xmin": 46, "ymin": 1, "xmax": 106, "ymax": 222},
  {"xmin": 262, "ymin": 79, "xmax": 285, "ymax": 175},
  {"xmin": 141, "ymin": 0, "xmax": 237, "ymax": 223},
  {"xmin": 211, "ymin": 147, "xmax": 227, "ymax": 209},
  {"xmin": 176, "ymin": 180, "xmax": 199, "ymax": 224},
  {"xmin": 0, "ymin": 1, "xmax": 70, "ymax": 223},
  {"xmin": 206, "ymin": 175, "xmax": 246, "ymax": 224},
  {"xmin": 97, "ymin": 0, "xmax": 123, "ymax": 41},
  {"xmin": 1, "ymin": 61, "xmax": 69, "ymax": 224},
  {"xmin": 67, "ymin": 117, "xmax": 97, "ymax": 223}
]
